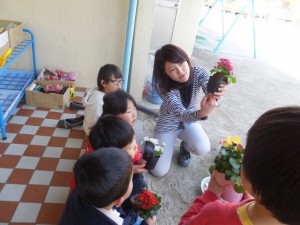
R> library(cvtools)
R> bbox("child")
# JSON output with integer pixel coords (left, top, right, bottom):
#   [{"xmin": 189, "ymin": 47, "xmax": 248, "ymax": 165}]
[
  {"xmin": 179, "ymin": 106, "xmax": 300, "ymax": 225},
  {"xmin": 83, "ymin": 64, "xmax": 123, "ymax": 135},
  {"xmin": 70, "ymin": 116, "xmax": 147, "ymax": 212},
  {"xmin": 102, "ymin": 89, "xmax": 143, "ymax": 144},
  {"xmin": 59, "ymin": 148, "xmax": 156, "ymax": 225},
  {"xmin": 58, "ymin": 64, "xmax": 122, "ymax": 136}
]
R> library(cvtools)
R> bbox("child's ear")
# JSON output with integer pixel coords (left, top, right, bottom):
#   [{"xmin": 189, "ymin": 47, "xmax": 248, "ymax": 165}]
[
  {"xmin": 100, "ymin": 80, "xmax": 106, "ymax": 87},
  {"xmin": 114, "ymin": 196, "xmax": 124, "ymax": 207}
]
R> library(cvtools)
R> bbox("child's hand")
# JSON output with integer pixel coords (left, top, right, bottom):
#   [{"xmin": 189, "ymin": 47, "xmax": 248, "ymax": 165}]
[
  {"xmin": 146, "ymin": 215, "xmax": 157, "ymax": 225},
  {"xmin": 208, "ymin": 171, "xmax": 234, "ymax": 197},
  {"xmin": 133, "ymin": 163, "xmax": 147, "ymax": 174}
]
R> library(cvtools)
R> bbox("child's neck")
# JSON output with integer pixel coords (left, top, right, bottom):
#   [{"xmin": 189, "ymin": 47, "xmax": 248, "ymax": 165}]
[
  {"xmin": 103, "ymin": 202, "xmax": 114, "ymax": 211},
  {"xmin": 247, "ymin": 202, "xmax": 283, "ymax": 225}
]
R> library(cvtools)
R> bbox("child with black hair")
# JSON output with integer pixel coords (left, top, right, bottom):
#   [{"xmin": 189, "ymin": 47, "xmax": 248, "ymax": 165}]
[
  {"xmin": 179, "ymin": 106, "xmax": 300, "ymax": 225},
  {"xmin": 58, "ymin": 64, "xmax": 123, "ymax": 136},
  {"xmin": 59, "ymin": 148, "xmax": 156, "ymax": 225},
  {"xmin": 83, "ymin": 64, "xmax": 123, "ymax": 135},
  {"xmin": 69, "ymin": 115, "xmax": 147, "ymax": 214},
  {"xmin": 102, "ymin": 89, "xmax": 143, "ymax": 144}
]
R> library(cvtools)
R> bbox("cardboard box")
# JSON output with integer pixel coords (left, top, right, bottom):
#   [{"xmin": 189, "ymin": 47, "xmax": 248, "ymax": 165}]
[
  {"xmin": 37, "ymin": 68, "xmax": 77, "ymax": 85},
  {"xmin": 0, "ymin": 29, "xmax": 9, "ymax": 57},
  {"xmin": 25, "ymin": 80, "xmax": 71, "ymax": 109},
  {"xmin": 0, "ymin": 20, "xmax": 23, "ymax": 49}
]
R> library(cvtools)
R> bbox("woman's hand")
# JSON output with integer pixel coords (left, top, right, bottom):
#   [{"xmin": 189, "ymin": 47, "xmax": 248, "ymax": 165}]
[
  {"xmin": 198, "ymin": 94, "xmax": 217, "ymax": 117},
  {"xmin": 133, "ymin": 159, "xmax": 147, "ymax": 174},
  {"xmin": 212, "ymin": 86, "xmax": 226, "ymax": 100}
]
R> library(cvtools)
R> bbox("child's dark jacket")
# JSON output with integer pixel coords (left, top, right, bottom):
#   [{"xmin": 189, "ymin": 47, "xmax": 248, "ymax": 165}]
[{"xmin": 59, "ymin": 189, "xmax": 148, "ymax": 225}]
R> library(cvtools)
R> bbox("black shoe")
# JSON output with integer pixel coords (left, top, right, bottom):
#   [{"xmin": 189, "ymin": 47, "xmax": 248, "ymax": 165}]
[
  {"xmin": 58, "ymin": 116, "xmax": 84, "ymax": 128},
  {"xmin": 69, "ymin": 101, "xmax": 85, "ymax": 110},
  {"xmin": 178, "ymin": 141, "xmax": 191, "ymax": 167}
]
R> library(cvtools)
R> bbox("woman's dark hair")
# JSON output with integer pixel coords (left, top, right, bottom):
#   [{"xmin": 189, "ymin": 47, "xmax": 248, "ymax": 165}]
[
  {"xmin": 89, "ymin": 115, "xmax": 135, "ymax": 150},
  {"xmin": 153, "ymin": 44, "xmax": 193, "ymax": 92},
  {"xmin": 102, "ymin": 90, "xmax": 137, "ymax": 115},
  {"xmin": 243, "ymin": 106, "xmax": 300, "ymax": 225},
  {"xmin": 74, "ymin": 147, "xmax": 132, "ymax": 208},
  {"xmin": 97, "ymin": 64, "xmax": 122, "ymax": 91}
]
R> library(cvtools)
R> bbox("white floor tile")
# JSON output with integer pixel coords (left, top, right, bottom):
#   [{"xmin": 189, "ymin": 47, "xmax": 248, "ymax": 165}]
[
  {"xmin": 31, "ymin": 110, "xmax": 48, "ymax": 118},
  {"xmin": 1, "ymin": 133, "xmax": 17, "ymax": 143},
  {"xmin": 5, "ymin": 144, "xmax": 28, "ymax": 156},
  {"xmin": 0, "ymin": 184, "xmax": 26, "ymax": 201},
  {"xmin": 12, "ymin": 202, "xmax": 42, "ymax": 223},
  {"xmin": 41, "ymin": 119, "xmax": 59, "ymax": 127},
  {"xmin": 53, "ymin": 128, "xmax": 70, "ymax": 137},
  {"xmin": 0, "ymin": 168, "xmax": 13, "ymax": 183},
  {"xmin": 56, "ymin": 159, "xmax": 77, "ymax": 172},
  {"xmin": 59, "ymin": 113, "xmax": 77, "ymax": 120},
  {"xmin": 16, "ymin": 156, "xmax": 39, "ymax": 169},
  {"xmin": 45, "ymin": 186, "xmax": 69, "ymax": 203},
  {"xmin": 21, "ymin": 104, "xmax": 36, "ymax": 110},
  {"xmin": 19, "ymin": 125, "xmax": 39, "ymax": 135},
  {"xmin": 43, "ymin": 147, "xmax": 63, "ymax": 158},
  {"xmin": 9, "ymin": 116, "xmax": 28, "ymax": 125},
  {"xmin": 29, "ymin": 170, "xmax": 54, "ymax": 185},
  {"xmin": 30, "ymin": 135, "xmax": 51, "ymax": 146},
  {"xmin": 65, "ymin": 138, "xmax": 83, "ymax": 148}
]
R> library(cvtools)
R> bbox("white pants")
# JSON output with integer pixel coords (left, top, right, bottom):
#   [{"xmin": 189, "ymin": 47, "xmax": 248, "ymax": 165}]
[{"xmin": 150, "ymin": 122, "xmax": 210, "ymax": 177}]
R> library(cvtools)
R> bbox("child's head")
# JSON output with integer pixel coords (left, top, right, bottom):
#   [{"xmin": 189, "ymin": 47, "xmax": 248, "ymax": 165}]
[
  {"xmin": 97, "ymin": 64, "xmax": 123, "ymax": 93},
  {"xmin": 153, "ymin": 44, "xmax": 193, "ymax": 92},
  {"xmin": 102, "ymin": 90, "xmax": 137, "ymax": 126},
  {"xmin": 89, "ymin": 115, "xmax": 138, "ymax": 158},
  {"xmin": 74, "ymin": 147, "xmax": 133, "ymax": 208},
  {"xmin": 242, "ymin": 106, "xmax": 300, "ymax": 224}
]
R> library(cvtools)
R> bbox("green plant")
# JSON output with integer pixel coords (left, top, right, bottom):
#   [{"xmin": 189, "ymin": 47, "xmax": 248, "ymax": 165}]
[
  {"xmin": 210, "ymin": 58, "xmax": 236, "ymax": 84},
  {"xmin": 142, "ymin": 137, "xmax": 165, "ymax": 157},
  {"xmin": 209, "ymin": 136, "xmax": 245, "ymax": 193},
  {"xmin": 132, "ymin": 188, "xmax": 161, "ymax": 221}
]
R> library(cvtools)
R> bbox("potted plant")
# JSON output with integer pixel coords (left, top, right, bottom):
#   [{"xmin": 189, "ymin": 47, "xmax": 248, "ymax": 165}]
[
  {"xmin": 132, "ymin": 188, "xmax": 161, "ymax": 221},
  {"xmin": 207, "ymin": 58, "xmax": 236, "ymax": 93},
  {"xmin": 142, "ymin": 137, "xmax": 165, "ymax": 170},
  {"xmin": 209, "ymin": 136, "xmax": 245, "ymax": 202}
]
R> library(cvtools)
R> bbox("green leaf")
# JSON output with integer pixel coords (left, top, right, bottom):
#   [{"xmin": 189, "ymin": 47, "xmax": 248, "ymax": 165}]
[
  {"xmin": 234, "ymin": 184, "xmax": 245, "ymax": 193},
  {"xmin": 209, "ymin": 165, "xmax": 215, "ymax": 174},
  {"xmin": 220, "ymin": 149, "xmax": 228, "ymax": 156},
  {"xmin": 232, "ymin": 77, "xmax": 236, "ymax": 84},
  {"xmin": 229, "ymin": 158, "xmax": 240, "ymax": 169},
  {"xmin": 232, "ymin": 167, "xmax": 240, "ymax": 174},
  {"xmin": 225, "ymin": 169, "xmax": 234, "ymax": 177},
  {"xmin": 230, "ymin": 174, "xmax": 238, "ymax": 181}
]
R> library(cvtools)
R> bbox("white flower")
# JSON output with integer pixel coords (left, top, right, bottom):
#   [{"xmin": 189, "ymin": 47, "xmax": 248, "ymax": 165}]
[{"xmin": 142, "ymin": 136, "xmax": 165, "ymax": 157}]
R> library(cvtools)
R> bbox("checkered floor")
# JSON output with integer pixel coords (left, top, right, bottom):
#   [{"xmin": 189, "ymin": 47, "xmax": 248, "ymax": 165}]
[{"xmin": 0, "ymin": 87, "xmax": 88, "ymax": 224}]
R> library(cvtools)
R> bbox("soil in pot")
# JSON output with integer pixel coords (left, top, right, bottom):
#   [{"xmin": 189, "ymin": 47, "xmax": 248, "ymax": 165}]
[
  {"xmin": 142, "ymin": 141, "xmax": 160, "ymax": 170},
  {"xmin": 207, "ymin": 72, "xmax": 227, "ymax": 93}
]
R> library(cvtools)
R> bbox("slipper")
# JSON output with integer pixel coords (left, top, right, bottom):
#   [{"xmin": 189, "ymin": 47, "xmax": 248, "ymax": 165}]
[
  {"xmin": 69, "ymin": 101, "xmax": 85, "ymax": 110},
  {"xmin": 200, "ymin": 176, "xmax": 211, "ymax": 194},
  {"xmin": 58, "ymin": 116, "xmax": 84, "ymax": 128}
]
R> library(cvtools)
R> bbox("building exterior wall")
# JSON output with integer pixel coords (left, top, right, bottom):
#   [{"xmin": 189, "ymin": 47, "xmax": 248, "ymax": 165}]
[{"xmin": 0, "ymin": 0, "xmax": 203, "ymax": 102}]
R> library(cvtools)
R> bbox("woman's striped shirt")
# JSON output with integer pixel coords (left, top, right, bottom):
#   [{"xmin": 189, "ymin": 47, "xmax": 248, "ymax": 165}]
[{"xmin": 154, "ymin": 66, "xmax": 209, "ymax": 133}]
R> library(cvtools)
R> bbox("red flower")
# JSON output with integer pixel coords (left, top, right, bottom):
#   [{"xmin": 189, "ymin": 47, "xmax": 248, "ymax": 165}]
[
  {"xmin": 211, "ymin": 58, "xmax": 236, "ymax": 84},
  {"xmin": 132, "ymin": 189, "xmax": 161, "ymax": 220}
]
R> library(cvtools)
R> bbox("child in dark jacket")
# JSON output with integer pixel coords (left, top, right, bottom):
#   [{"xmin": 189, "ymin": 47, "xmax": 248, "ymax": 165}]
[
  {"xmin": 60, "ymin": 147, "xmax": 156, "ymax": 225},
  {"xmin": 69, "ymin": 115, "xmax": 147, "ymax": 214}
]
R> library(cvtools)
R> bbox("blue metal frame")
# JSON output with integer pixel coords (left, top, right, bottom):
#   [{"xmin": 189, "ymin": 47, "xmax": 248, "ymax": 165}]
[
  {"xmin": 0, "ymin": 29, "xmax": 37, "ymax": 140},
  {"xmin": 122, "ymin": 0, "xmax": 138, "ymax": 91},
  {"xmin": 199, "ymin": 0, "xmax": 256, "ymax": 58}
]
